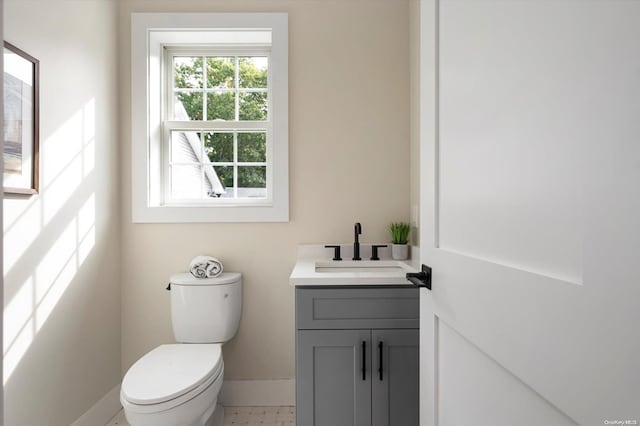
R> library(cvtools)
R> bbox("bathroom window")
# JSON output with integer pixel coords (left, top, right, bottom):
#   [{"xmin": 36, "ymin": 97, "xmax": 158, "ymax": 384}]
[
  {"xmin": 131, "ymin": 13, "xmax": 288, "ymax": 223},
  {"xmin": 165, "ymin": 52, "xmax": 270, "ymax": 202}
]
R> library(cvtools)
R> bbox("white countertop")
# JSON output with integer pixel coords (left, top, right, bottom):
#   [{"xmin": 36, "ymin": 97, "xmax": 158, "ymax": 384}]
[{"xmin": 289, "ymin": 245, "xmax": 419, "ymax": 286}]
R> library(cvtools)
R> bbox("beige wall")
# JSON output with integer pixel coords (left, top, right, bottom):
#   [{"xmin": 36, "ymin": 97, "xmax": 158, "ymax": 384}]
[
  {"xmin": 119, "ymin": 0, "xmax": 411, "ymax": 379},
  {"xmin": 3, "ymin": 1, "xmax": 121, "ymax": 425},
  {"xmin": 410, "ymin": 0, "xmax": 421, "ymax": 246}
]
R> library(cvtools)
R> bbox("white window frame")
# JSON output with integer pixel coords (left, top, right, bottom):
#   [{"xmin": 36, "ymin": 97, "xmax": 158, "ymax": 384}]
[{"xmin": 131, "ymin": 13, "xmax": 288, "ymax": 222}]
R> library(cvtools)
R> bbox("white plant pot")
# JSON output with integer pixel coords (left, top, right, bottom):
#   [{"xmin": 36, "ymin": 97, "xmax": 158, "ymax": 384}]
[{"xmin": 391, "ymin": 244, "xmax": 409, "ymax": 260}]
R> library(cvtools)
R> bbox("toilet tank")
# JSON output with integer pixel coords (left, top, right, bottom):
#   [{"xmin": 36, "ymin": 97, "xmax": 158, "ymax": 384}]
[{"xmin": 169, "ymin": 272, "xmax": 242, "ymax": 343}]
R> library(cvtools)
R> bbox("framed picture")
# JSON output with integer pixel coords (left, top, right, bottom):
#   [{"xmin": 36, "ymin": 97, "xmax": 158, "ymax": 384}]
[{"xmin": 3, "ymin": 41, "xmax": 39, "ymax": 195}]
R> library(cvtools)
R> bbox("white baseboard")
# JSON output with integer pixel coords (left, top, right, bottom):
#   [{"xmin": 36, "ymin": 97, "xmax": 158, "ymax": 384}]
[
  {"xmin": 219, "ymin": 379, "xmax": 295, "ymax": 407},
  {"xmin": 71, "ymin": 385, "xmax": 122, "ymax": 426},
  {"xmin": 70, "ymin": 379, "xmax": 293, "ymax": 424}
]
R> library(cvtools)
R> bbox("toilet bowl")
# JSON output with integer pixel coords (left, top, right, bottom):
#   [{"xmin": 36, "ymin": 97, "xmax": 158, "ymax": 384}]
[
  {"xmin": 121, "ymin": 272, "xmax": 242, "ymax": 426},
  {"xmin": 121, "ymin": 344, "xmax": 224, "ymax": 426}
]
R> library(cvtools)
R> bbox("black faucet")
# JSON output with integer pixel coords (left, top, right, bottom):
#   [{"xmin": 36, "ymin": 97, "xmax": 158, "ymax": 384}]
[{"xmin": 353, "ymin": 222, "xmax": 362, "ymax": 260}]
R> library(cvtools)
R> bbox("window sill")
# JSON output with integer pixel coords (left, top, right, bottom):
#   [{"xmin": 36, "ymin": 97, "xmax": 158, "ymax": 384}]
[
  {"xmin": 132, "ymin": 202, "xmax": 288, "ymax": 223},
  {"xmin": 162, "ymin": 199, "xmax": 272, "ymax": 207}
]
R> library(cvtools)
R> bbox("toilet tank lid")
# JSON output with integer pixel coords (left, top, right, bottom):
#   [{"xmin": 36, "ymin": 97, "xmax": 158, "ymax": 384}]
[{"xmin": 170, "ymin": 272, "xmax": 241, "ymax": 286}]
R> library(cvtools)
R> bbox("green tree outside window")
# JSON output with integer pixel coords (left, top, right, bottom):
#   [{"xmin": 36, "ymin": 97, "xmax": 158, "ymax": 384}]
[{"xmin": 174, "ymin": 56, "xmax": 268, "ymax": 190}]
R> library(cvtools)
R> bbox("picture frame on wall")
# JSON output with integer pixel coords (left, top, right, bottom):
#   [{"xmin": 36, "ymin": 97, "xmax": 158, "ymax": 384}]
[{"xmin": 3, "ymin": 41, "xmax": 39, "ymax": 195}]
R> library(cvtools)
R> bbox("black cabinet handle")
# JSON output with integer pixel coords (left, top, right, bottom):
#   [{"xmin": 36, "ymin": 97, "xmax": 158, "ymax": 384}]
[
  {"xmin": 378, "ymin": 341, "xmax": 384, "ymax": 380},
  {"xmin": 362, "ymin": 340, "xmax": 366, "ymax": 380}
]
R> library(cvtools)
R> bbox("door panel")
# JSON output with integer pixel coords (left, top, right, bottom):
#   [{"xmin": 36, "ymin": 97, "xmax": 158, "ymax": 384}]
[
  {"xmin": 439, "ymin": 322, "xmax": 576, "ymax": 426},
  {"xmin": 420, "ymin": 0, "xmax": 640, "ymax": 425},
  {"xmin": 437, "ymin": 0, "xmax": 585, "ymax": 284},
  {"xmin": 297, "ymin": 330, "xmax": 372, "ymax": 426},
  {"xmin": 372, "ymin": 329, "xmax": 419, "ymax": 426}
]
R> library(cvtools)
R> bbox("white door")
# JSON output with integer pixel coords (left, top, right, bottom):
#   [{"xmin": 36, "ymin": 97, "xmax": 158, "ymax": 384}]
[{"xmin": 419, "ymin": 1, "xmax": 640, "ymax": 425}]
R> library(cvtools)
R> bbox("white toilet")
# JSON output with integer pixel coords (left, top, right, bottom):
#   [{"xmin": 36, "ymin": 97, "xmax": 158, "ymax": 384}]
[{"xmin": 120, "ymin": 272, "xmax": 242, "ymax": 426}]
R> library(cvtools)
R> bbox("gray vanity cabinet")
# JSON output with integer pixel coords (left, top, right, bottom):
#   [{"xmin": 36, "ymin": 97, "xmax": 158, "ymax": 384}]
[
  {"xmin": 297, "ymin": 329, "xmax": 373, "ymax": 426},
  {"xmin": 296, "ymin": 287, "xmax": 419, "ymax": 426},
  {"xmin": 371, "ymin": 329, "xmax": 419, "ymax": 426}
]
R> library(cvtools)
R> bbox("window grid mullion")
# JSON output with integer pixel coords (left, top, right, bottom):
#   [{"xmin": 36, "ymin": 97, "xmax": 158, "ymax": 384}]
[
  {"xmin": 209, "ymin": 162, "xmax": 267, "ymax": 166},
  {"xmin": 173, "ymin": 88, "xmax": 267, "ymax": 93},
  {"xmin": 168, "ymin": 55, "xmax": 174, "ymax": 122},
  {"xmin": 234, "ymin": 56, "xmax": 240, "ymax": 121},
  {"xmin": 170, "ymin": 162, "xmax": 208, "ymax": 166},
  {"xmin": 202, "ymin": 55, "xmax": 207, "ymax": 121},
  {"xmin": 233, "ymin": 131, "xmax": 238, "ymax": 198},
  {"xmin": 200, "ymin": 132, "xmax": 206, "ymax": 198},
  {"xmin": 234, "ymin": 57, "xmax": 240, "ymax": 199},
  {"xmin": 165, "ymin": 121, "xmax": 270, "ymax": 131}
]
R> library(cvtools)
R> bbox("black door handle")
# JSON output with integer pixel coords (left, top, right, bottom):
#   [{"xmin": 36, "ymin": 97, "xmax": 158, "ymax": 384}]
[
  {"xmin": 406, "ymin": 264, "xmax": 432, "ymax": 290},
  {"xmin": 378, "ymin": 341, "xmax": 384, "ymax": 380},
  {"xmin": 362, "ymin": 340, "xmax": 367, "ymax": 380}
]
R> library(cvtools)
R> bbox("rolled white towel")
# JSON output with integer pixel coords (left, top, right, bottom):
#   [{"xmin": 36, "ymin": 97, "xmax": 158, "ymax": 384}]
[{"xmin": 189, "ymin": 256, "xmax": 223, "ymax": 279}]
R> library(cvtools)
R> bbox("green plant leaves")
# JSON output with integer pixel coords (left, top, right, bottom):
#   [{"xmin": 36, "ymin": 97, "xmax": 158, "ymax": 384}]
[{"xmin": 390, "ymin": 222, "xmax": 410, "ymax": 244}]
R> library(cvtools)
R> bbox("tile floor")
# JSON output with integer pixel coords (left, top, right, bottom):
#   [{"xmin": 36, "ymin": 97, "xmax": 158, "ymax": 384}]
[
  {"xmin": 106, "ymin": 406, "xmax": 296, "ymax": 426},
  {"xmin": 224, "ymin": 406, "xmax": 295, "ymax": 425},
  {"xmin": 105, "ymin": 410, "xmax": 128, "ymax": 425}
]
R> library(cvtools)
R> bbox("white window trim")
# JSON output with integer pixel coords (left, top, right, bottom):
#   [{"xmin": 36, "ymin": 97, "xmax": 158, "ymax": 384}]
[{"xmin": 131, "ymin": 13, "xmax": 288, "ymax": 223}]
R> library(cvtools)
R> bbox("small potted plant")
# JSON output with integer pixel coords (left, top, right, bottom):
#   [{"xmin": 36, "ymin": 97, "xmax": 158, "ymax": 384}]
[{"xmin": 390, "ymin": 222, "xmax": 411, "ymax": 260}]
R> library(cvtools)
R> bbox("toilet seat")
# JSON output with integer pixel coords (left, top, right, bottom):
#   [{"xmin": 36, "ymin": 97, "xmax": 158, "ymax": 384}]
[{"xmin": 121, "ymin": 344, "xmax": 223, "ymax": 413}]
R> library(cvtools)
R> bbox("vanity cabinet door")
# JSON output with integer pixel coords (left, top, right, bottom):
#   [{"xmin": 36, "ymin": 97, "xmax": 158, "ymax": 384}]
[
  {"xmin": 297, "ymin": 329, "xmax": 372, "ymax": 426},
  {"xmin": 371, "ymin": 329, "xmax": 419, "ymax": 426}
]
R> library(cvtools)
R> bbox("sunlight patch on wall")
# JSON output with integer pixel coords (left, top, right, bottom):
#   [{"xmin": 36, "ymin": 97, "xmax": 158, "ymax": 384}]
[
  {"xmin": 4, "ymin": 199, "xmax": 42, "ymax": 272},
  {"xmin": 3, "ymin": 315, "xmax": 34, "ymax": 387},
  {"xmin": 78, "ymin": 194, "xmax": 96, "ymax": 264},
  {"xmin": 35, "ymin": 220, "xmax": 76, "ymax": 302},
  {"xmin": 3, "ymin": 200, "xmax": 96, "ymax": 384},
  {"xmin": 3, "ymin": 99, "xmax": 97, "ymax": 385},
  {"xmin": 36, "ymin": 195, "xmax": 96, "ymax": 330},
  {"xmin": 42, "ymin": 100, "xmax": 96, "ymax": 225},
  {"xmin": 3, "ymin": 196, "xmax": 39, "ymax": 242},
  {"xmin": 3, "ymin": 277, "xmax": 33, "ymax": 356}
]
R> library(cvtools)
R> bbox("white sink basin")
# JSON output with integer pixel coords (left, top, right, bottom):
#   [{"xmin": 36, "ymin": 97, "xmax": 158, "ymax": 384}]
[
  {"xmin": 315, "ymin": 260, "xmax": 407, "ymax": 273},
  {"xmin": 290, "ymin": 258, "xmax": 417, "ymax": 286}
]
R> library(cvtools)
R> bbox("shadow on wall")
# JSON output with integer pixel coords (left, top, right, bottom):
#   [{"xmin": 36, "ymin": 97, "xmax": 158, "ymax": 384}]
[{"xmin": 3, "ymin": 99, "xmax": 97, "ymax": 385}]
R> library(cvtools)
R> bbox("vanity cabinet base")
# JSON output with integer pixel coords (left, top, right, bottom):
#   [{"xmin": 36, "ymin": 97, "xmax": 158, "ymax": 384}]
[{"xmin": 295, "ymin": 287, "xmax": 419, "ymax": 426}]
